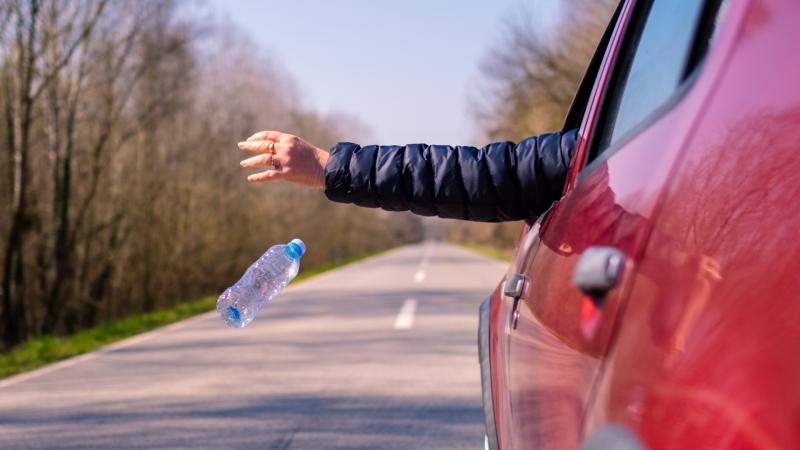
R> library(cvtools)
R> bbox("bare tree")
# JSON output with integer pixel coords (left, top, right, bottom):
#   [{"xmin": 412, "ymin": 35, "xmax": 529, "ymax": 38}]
[
  {"xmin": 0, "ymin": 4, "xmax": 422, "ymax": 349},
  {"xmin": 2, "ymin": 0, "xmax": 46, "ymax": 345},
  {"xmin": 476, "ymin": 0, "xmax": 616, "ymax": 141}
]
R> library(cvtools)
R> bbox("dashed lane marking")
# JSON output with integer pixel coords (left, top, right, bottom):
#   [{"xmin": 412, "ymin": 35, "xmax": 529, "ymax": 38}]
[
  {"xmin": 393, "ymin": 299, "xmax": 418, "ymax": 330},
  {"xmin": 413, "ymin": 269, "xmax": 427, "ymax": 283}
]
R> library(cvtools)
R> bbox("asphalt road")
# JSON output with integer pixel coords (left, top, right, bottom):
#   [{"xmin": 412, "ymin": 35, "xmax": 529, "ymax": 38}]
[{"xmin": 0, "ymin": 243, "xmax": 505, "ymax": 449}]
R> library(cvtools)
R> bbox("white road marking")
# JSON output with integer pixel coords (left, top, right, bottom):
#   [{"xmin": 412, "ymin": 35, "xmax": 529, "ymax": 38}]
[
  {"xmin": 413, "ymin": 269, "xmax": 426, "ymax": 283},
  {"xmin": 414, "ymin": 243, "xmax": 434, "ymax": 282},
  {"xmin": 420, "ymin": 245, "xmax": 434, "ymax": 268},
  {"xmin": 393, "ymin": 299, "xmax": 418, "ymax": 330}
]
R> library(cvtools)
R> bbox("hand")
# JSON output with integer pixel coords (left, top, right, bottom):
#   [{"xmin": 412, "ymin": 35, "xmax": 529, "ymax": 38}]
[{"xmin": 238, "ymin": 131, "xmax": 330, "ymax": 188}]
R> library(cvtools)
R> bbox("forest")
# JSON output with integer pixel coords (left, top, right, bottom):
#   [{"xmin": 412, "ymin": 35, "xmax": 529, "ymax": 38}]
[
  {"xmin": 0, "ymin": 0, "xmax": 614, "ymax": 350},
  {"xmin": 0, "ymin": 0, "xmax": 422, "ymax": 349}
]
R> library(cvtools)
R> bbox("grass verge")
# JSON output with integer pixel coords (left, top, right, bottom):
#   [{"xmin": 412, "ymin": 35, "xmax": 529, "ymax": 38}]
[
  {"xmin": 0, "ymin": 247, "xmax": 395, "ymax": 380},
  {"xmin": 461, "ymin": 243, "xmax": 513, "ymax": 262}
]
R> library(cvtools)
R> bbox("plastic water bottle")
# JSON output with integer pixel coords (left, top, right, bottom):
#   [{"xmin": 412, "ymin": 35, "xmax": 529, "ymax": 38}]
[{"xmin": 216, "ymin": 239, "xmax": 306, "ymax": 328}]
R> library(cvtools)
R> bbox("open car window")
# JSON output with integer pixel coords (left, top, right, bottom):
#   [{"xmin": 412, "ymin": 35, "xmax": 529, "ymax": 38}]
[{"xmin": 562, "ymin": 2, "xmax": 624, "ymax": 132}]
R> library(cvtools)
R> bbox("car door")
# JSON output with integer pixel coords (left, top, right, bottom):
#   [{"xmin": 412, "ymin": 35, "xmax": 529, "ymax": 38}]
[
  {"xmin": 579, "ymin": 0, "xmax": 800, "ymax": 448},
  {"xmin": 480, "ymin": 6, "xmax": 626, "ymax": 449},
  {"xmin": 500, "ymin": 0, "xmax": 730, "ymax": 449}
]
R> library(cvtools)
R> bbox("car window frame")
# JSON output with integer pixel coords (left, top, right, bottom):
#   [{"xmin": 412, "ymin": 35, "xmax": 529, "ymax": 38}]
[{"xmin": 562, "ymin": 2, "xmax": 624, "ymax": 133}]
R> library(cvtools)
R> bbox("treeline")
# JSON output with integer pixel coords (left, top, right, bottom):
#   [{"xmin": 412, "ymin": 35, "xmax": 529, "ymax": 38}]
[
  {"xmin": 445, "ymin": 0, "xmax": 616, "ymax": 249},
  {"xmin": 0, "ymin": 0, "xmax": 422, "ymax": 350}
]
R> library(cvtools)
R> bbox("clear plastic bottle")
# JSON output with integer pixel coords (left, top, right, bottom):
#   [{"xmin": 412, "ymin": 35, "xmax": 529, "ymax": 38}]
[{"xmin": 216, "ymin": 239, "xmax": 306, "ymax": 328}]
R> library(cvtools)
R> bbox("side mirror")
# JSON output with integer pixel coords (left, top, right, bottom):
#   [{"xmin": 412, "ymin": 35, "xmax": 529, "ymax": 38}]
[{"xmin": 572, "ymin": 246, "xmax": 626, "ymax": 305}]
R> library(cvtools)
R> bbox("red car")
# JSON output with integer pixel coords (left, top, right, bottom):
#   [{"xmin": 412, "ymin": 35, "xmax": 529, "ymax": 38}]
[{"xmin": 478, "ymin": 0, "xmax": 800, "ymax": 448}]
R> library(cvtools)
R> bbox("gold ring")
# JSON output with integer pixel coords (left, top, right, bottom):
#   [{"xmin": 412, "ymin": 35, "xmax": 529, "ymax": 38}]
[{"xmin": 266, "ymin": 141, "xmax": 275, "ymax": 153}]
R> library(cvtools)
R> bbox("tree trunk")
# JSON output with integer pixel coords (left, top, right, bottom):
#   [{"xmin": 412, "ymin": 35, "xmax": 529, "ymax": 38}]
[{"xmin": 2, "ymin": 0, "xmax": 40, "ymax": 347}]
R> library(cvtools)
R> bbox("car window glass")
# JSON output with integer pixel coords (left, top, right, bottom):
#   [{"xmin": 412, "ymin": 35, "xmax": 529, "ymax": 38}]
[
  {"xmin": 589, "ymin": 0, "xmax": 726, "ymax": 161},
  {"xmin": 605, "ymin": 0, "xmax": 704, "ymax": 148},
  {"xmin": 597, "ymin": 0, "xmax": 704, "ymax": 153}
]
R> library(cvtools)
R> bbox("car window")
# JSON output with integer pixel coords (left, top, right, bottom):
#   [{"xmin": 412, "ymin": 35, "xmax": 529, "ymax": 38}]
[{"xmin": 588, "ymin": 0, "xmax": 726, "ymax": 162}]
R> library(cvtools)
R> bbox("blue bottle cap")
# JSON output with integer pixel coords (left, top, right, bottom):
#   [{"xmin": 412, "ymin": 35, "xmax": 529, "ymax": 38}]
[{"xmin": 286, "ymin": 238, "xmax": 306, "ymax": 260}]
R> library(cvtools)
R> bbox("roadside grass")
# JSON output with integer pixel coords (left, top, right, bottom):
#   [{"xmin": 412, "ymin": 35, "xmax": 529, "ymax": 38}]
[
  {"xmin": 0, "ymin": 248, "xmax": 395, "ymax": 380},
  {"xmin": 0, "ymin": 297, "xmax": 217, "ymax": 380},
  {"xmin": 461, "ymin": 243, "xmax": 513, "ymax": 262}
]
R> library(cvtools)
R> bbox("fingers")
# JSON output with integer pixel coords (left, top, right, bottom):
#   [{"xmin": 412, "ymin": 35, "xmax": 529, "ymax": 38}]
[
  {"xmin": 245, "ymin": 130, "xmax": 286, "ymax": 142},
  {"xmin": 238, "ymin": 130, "xmax": 297, "ymax": 184},
  {"xmin": 247, "ymin": 169, "xmax": 287, "ymax": 183},
  {"xmin": 240, "ymin": 152, "xmax": 282, "ymax": 169},
  {"xmin": 238, "ymin": 140, "xmax": 280, "ymax": 154}
]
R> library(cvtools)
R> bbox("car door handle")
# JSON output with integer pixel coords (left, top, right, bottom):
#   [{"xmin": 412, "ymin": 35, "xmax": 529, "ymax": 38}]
[
  {"xmin": 503, "ymin": 273, "xmax": 527, "ymax": 299},
  {"xmin": 503, "ymin": 273, "xmax": 527, "ymax": 330},
  {"xmin": 572, "ymin": 246, "xmax": 626, "ymax": 305},
  {"xmin": 502, "ymin": 202, "xmax": 557, "ymax": 331}
]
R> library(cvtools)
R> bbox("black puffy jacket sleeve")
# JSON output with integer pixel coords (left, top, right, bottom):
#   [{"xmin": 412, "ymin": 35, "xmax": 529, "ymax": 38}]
[{"xmin": 323, "ymin": 129, "xmax": 578, "ymax": 222}]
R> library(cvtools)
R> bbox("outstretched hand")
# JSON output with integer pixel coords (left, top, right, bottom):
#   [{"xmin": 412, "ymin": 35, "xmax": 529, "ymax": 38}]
[{"xmin": 238, "ymin": 131, "xmax": 329, "ymax": 188}]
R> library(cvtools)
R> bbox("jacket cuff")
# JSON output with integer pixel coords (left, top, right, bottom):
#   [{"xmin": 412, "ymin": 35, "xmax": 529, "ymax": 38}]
[{"xmin": 324, "ymin": 142, "xmax": 358, "ymax": 203}]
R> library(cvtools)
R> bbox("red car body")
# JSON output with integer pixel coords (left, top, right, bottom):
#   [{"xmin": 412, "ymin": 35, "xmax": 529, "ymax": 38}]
[{"xmin": 479, "ymin": 0, "xmax": 800, "ymax": 449}]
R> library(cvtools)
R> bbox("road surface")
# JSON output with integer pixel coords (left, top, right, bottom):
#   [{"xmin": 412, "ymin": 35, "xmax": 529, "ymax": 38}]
[{"xmin": 0, "ymin": 243, "xmax": 506, "ymax": 449}]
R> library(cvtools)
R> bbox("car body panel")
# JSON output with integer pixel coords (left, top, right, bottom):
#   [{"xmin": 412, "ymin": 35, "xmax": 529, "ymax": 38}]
[
  {"xmin": 489, "ymin": 0, "xmax": 771, "ymax": 448},
  {"xmin": 583, "ymin": 0, "xmax": 800, "ymax": 448},
  {"xmin": 489, "ymin": 224, "xmax": 531, "ymax": 448},
  {"xmin": 490, "ymin": 216, "xmax": 555, "ymax": 448},
  {"xmin": 505, "ymin": 70, "xmax": 716, "ymax": 447},
  {"xmin": 488, "ymin": 2, "xmax": 632, "ymax": 448}
]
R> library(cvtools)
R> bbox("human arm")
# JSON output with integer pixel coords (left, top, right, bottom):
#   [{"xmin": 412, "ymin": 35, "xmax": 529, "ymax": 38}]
[
  {"xmin": 238, "ymin": 129, "xmax": 578, "ymax": 222},
  {"xmin": 324, "ymin": 130, "xmax": 577, "ymax": 222}
]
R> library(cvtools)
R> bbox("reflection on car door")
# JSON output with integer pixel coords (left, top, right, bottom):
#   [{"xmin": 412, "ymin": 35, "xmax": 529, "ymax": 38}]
[
  {"xmin": 582, "ymin": 1, "xmax": 800, "ymax": 447},
  {"xmin": 502, "ymin": 0, "xmax": 730, "ymax": 448}
]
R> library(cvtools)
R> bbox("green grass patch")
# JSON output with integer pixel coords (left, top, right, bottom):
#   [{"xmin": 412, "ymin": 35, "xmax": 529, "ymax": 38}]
[
  {"xmin": 0, "ymin": 296, "xmax": 216, "ymax": 379},
  {"xmin": 0, "ymin": 247, "xmax": 395, "ymax": 380},
  {"xmin": 461, "ymin": 243, "xmax": 513, "ymax": 262}
]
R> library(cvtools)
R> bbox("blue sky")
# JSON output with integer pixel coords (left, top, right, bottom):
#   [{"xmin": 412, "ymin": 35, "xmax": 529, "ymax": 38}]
[{"xmin": 207, "ymin": 0, "xmax": 561, "ymax": 145}]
